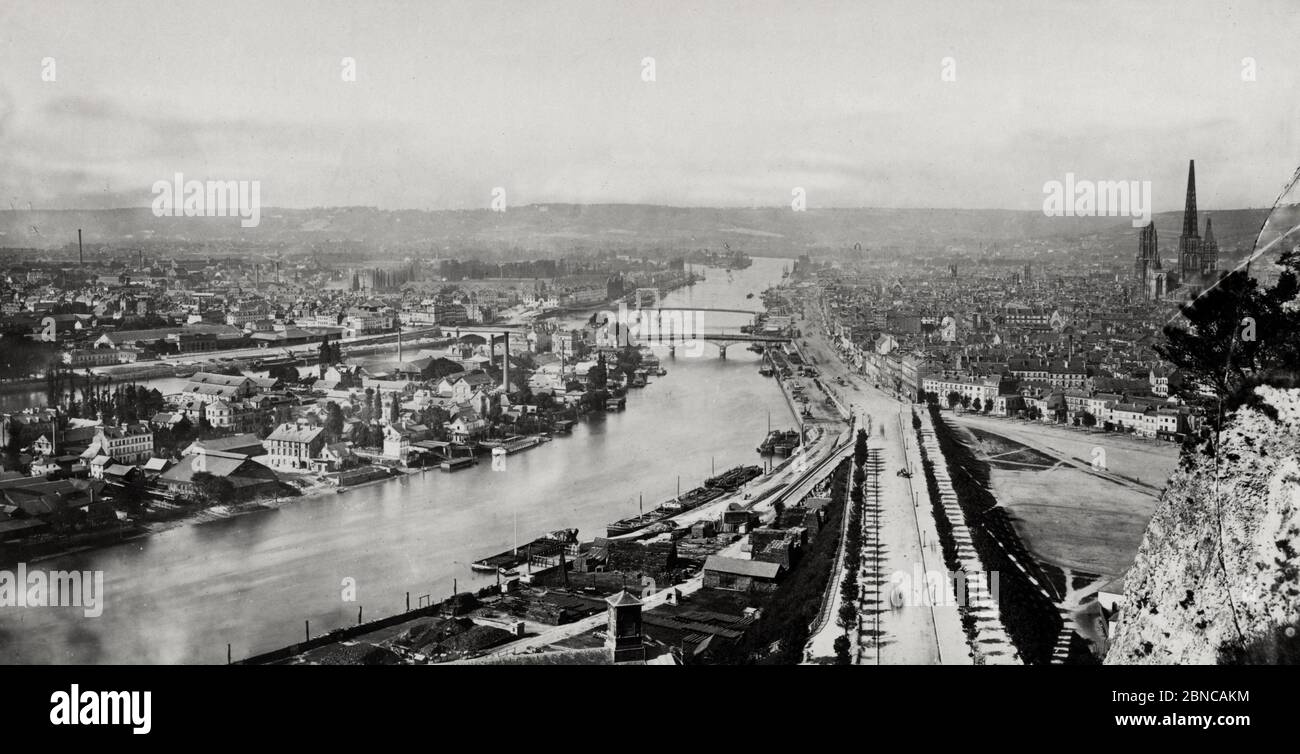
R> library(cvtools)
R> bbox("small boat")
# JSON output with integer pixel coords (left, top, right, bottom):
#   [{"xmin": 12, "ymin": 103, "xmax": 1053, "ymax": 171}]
[
  {"xmin": 656, "ymin": 368, "xmax": 667, "ymax": 376},
  {"xmin": 746, "ymin": 293, "xmax": 754, "ymax": 299},
  {"xmin": 336, "ymin": 487, "xmax": 349, "ymax": 494}
]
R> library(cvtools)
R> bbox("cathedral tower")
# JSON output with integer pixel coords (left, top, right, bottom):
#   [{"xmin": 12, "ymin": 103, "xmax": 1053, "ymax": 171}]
[{"xmin": 1178, "ymin": 160, "xmax": 1202, "ymax": 277}]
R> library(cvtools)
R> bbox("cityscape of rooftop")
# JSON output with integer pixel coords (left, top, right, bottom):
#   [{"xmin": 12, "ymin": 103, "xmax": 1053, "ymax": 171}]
[{"xmin": 0, "ymin": 0, "xmax": 1297, "ymax": 742}]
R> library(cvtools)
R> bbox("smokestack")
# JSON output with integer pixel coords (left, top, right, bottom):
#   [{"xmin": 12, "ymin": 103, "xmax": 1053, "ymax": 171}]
[
  {"xmin": 78, "ymin": 229, "xmax": 83, "ymax": 265},
  {"xmin": 502, "ymin": 332, "xmax": 509, "ymax": 392}
]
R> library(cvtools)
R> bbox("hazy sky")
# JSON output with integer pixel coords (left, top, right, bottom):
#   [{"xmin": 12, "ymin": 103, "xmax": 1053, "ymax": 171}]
[{"xmin": 1, "ymin": 0, "xmax": 1297, "ymax": 212}]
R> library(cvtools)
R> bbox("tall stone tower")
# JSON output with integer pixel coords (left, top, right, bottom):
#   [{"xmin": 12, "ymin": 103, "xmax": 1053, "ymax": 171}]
[
  {"xmin": 1135, "ymin": 221, "xmax": 1161, "ymax": 298},
  {"xmin": 1202, "ymin": 215, "xmax": 1219, "ymax": 275},
  {"xmin": 1178, "ymin": 160, "xmax": 1202, "ymax": 278}
]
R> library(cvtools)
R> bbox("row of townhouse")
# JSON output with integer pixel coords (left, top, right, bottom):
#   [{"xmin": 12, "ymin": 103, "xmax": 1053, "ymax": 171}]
[
  {"xmin": 1033, "ymin": 389, "xmax": 1193, "ymax": 439},
  {"xmin": 1107, "ymin": 403, "xmax": 1188, "ymax": 438},
  {"xmin": 921, "ymin": 373, "xmax": 1010, "ymax": 407}
]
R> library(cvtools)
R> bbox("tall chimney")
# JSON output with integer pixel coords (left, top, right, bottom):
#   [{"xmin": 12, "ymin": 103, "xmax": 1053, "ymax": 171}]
[
  {"xmin": 78, "ymin": 229, "xmax": 83, "ymax": 265},
  {"xmin": 502, "ymin": 332, "xmax": 509, "ymax": 392}
]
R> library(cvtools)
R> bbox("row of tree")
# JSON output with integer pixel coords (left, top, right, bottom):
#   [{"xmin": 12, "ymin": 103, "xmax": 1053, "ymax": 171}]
[
  {"xmin": 43, "ymin": 369, "xmax": 168, "ymax": 424},
  {"xmin": 835, "ymin": 429, "xmax": 870, "ymax": 664}
]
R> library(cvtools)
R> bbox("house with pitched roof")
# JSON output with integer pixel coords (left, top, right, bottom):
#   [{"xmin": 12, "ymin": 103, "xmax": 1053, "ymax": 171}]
[
  {"xmin": 159, "ymin": 450, "xmax": 279, "ymax": 498},
  {"xmin": 262, "ymin": 423, "xmax": 326, "ymax": 471}
]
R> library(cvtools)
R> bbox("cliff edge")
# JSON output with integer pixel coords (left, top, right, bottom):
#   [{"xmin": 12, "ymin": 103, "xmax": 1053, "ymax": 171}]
[{"xmin": 1106, "ymin": 386, "xmax": 1300, "ymax": 664}]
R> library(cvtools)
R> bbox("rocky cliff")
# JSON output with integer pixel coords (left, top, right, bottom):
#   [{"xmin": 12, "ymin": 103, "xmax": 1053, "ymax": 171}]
[{"xmin": 1106, "ymin": 386, "xmax": 1300, "ymax": 664}]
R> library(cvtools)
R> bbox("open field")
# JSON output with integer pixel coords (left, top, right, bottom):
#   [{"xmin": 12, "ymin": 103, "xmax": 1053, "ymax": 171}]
[{"xmin": 944, "ymin": 413, "xmax": 1181, "ymax": 579}]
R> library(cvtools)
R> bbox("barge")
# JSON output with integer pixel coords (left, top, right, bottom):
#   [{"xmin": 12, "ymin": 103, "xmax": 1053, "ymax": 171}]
[
  {"xmin": 489, "ymin": 435, "xmax": 543, "ymax": 456},
  {"xmin": 605, "ymin": 484, "xmax": 727, "ymax": 537},
  {"xmin": 471, "ymin": 528, "xmax": 579, "ymax": 573},
  {"xmin": 704, "ymin": 464, "xmax": 764, "ymax": 491}
]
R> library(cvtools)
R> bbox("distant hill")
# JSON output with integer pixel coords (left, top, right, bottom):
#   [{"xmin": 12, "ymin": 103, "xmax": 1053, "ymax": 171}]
[{"xmin": 0, "ymin": 204, "xmax": 1274, "ymax": 259}]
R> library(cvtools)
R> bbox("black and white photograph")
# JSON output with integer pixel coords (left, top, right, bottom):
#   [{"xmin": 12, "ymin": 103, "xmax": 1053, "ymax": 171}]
[{"xmin": 0, "ymin": 0, "xmax": 1296, "ymax": 739}]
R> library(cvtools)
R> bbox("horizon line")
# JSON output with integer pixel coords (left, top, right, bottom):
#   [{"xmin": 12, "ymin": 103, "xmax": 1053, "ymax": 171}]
[{"xmin": 0, "ymin": 203, "xmax": 1273, "ymax": 215}]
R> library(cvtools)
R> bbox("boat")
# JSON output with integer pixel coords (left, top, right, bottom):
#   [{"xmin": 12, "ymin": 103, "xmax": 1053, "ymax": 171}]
[
  {"xmin": 440, "ymin": 456, "xmax": 477, "ymax": 472},
  {"xmin": 704, "ymin": 465, "xmax": 764, "ymax": 491},
  {"xmin": 605, "ymin": 485, "xmax": 726, "ymax": 537},
  {"xmin": 471, "ymin": 528, "xmax": 579, "ymax": 572},
  {"xmin": 501, "ymin": 435, "xmax": 543, "ymax": 454},
  {"xmin": 656, "ymin": 368, "xmax": 666, "ymax": 376},
  {"xmin": 746, "ymin": 292, "xmax": 755, "ymax": 299},
  {"xmin": 757, "ymin": 429, "xmax": 800, "ymax": 454},
  {"xmin": 336, "ymin": 487, "xmax": 349, "ymax": 494}
]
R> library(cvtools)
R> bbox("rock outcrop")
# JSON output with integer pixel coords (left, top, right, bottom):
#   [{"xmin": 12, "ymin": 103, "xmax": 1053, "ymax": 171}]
[{"xmin": 1106, "ymin": 386, "xmax": 1300, "ymax": 664}]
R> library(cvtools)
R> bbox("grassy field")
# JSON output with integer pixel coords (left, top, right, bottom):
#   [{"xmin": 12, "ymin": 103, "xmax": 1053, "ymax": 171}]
[{"xmin": 946, "ymin": 415, "xmax": 1180, "ymax": 579}]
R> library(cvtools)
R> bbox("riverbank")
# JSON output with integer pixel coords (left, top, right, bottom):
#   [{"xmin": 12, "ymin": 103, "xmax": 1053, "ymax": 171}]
[{"xmin": 0, "ymin": 256, "xmax": 797, "ymax": 664}]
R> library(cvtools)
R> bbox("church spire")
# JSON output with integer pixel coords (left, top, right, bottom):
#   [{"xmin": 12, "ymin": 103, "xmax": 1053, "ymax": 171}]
[
  {"xmin": 1181, "ymin": 159, "xmax": 1199, "ymax": 240},
  {"xmin": 1178, "ymin": 159, "xmax": 1203, "ymax": 277}
]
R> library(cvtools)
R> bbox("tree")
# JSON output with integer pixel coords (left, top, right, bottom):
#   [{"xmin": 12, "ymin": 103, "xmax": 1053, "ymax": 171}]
[
  {"xmin": 836, "ymin": 601, "xmax": 857, "ymax": 631},
  {"xmin": 388, "ymin": 392, "xmax": 400, "ymax": 424},
  {"xmin": 117, "ymin": 473, "xmax": 149, "ymax": 514},
  {"xmin": 1155, "ymin": 250, "xmax": 1300, "ymax": 412},
  {"xmin": 268, "ymin": 364, "xmax": 299, "ymax": 383},
  {"xmin": 197, "ymin": 402, "xmax": 211, "ymax": 432},
  {"xmin": 588, "ymin": 355, "xmax": 608, "ymax": 391},
  {"xmin": 1081, "ymin": 410, "xmax": 1097, "ymax": 427},
  {"xmin": 833, "ymin": 634, "xmax": 852, "ymax": 665},
  {"xmin": 361, "ymin": 387, "xmax": 375, "ymax": 422},
  {"xmin": 191, "ymin": 471, "xmax": 235, "ymax": 504},
  {"xmin": 5, "ymin": 419, "xmax": 24, "ymax": 463},
  {"xmin": 959, "ymin": 394, "xmax": 971, "ymax": 410},
  {"xmin": 324, "ymin": 401, "xmax": 344, "ymax": 441},
  {"xmin": 971, "ymin": 397, "xmax": 982, "ymax": 412},
  {"xmin": 946, "ymin": 391, "xmax": 960, "ymax": 410}
]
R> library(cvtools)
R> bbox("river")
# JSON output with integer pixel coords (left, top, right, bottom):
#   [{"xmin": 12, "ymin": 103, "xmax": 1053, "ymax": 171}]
[{"xmin": 0, "ymin": 257, "xmax": 794, "ymax": 664}]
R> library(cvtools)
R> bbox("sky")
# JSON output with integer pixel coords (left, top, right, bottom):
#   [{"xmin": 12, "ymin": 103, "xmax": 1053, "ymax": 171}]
[{"xmin": 1, "ymin": 0, "xmax": 1297, "ymax": 212}]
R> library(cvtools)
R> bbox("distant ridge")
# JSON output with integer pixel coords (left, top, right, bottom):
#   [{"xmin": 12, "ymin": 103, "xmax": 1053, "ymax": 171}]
[{"xmin": 0, "ymin": 204, "xmax": 1271, "ymax": 257}]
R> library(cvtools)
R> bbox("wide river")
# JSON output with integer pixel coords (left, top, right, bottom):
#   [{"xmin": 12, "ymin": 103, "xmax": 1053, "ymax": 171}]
[{"xmin": 0, "ymin": 257, "xmax": 795, "ymax": 663}]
